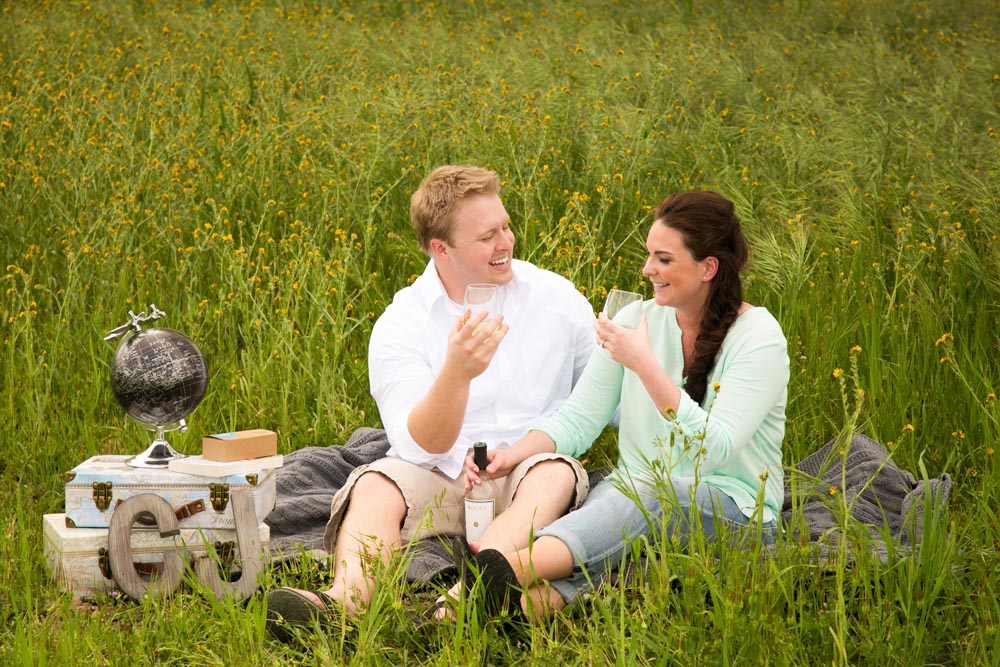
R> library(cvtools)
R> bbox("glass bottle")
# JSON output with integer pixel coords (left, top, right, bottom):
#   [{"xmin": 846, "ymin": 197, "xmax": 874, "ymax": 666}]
[{"xmin": 464, "ymin": 442, "xmax": 498, "ymax": 542}]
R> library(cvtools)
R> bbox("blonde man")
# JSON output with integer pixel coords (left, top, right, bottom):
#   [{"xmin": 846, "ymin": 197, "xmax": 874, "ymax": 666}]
[{"xmin": 266, "ymin": 165, "xmax": 596, "ymax": 638}]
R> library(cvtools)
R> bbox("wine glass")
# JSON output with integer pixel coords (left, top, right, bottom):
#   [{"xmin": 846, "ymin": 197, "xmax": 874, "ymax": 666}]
[
  {"xmin": 463, "ymin": 284, "xmax": 503, "ymax": 330},
  {"xmin": 602, "ymin": 289, "xmax": 643, "ymax": 328}
]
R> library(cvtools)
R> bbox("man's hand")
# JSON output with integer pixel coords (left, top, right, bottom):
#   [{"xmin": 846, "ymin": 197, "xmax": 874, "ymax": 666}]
[
  {"xmin": 462, "ymin": 432, "xmax": 556, "ymax": 495},
  {"xmin": 405, "ymin": 310, "xmax": 509, "ymax": 455},
  {"xmin": 444, "ymin": 309, "xmax": 509, "ymax": 381}
]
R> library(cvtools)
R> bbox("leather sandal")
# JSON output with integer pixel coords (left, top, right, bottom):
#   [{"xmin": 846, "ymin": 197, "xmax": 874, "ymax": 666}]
[
  {"xmin": 265, "ymin": 587, "xmax": 338, "ymax": 643},
  {"xmin": 412, "ymin": 596, "xmax": 457, "ymax": 629}
]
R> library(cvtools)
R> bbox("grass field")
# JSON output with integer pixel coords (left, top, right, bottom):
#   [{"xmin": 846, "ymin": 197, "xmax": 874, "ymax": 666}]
[{"xmin": 2, "ymin": 0, "xmax": 998, "ymax": 664}]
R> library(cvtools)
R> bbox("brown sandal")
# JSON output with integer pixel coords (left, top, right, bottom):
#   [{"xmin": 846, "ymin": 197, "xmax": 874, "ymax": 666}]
[{"xmin": 265, "ymin": 587, "xmax": 338, "ymax": 642}]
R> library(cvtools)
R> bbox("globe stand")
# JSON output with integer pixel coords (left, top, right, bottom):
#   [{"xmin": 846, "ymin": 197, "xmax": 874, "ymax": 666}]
[
  {"xmin": 105, "ymin": 306, "xmax": 208, "ymax": 468},
  {"xmin": 126, "ymin": 421, "xmax": 188, "ymax": 468}
]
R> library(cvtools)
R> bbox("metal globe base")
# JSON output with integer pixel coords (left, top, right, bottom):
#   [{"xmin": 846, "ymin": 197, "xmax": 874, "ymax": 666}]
[{"xmin": 126, "ymin": 423, "xmax": 188, "ymax": 468}]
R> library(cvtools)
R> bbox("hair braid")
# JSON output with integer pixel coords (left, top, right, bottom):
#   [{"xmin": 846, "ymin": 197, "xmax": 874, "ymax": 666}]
[{"xmin": 686, "ymin": 271, "xmax": 742, "ymax": 404}]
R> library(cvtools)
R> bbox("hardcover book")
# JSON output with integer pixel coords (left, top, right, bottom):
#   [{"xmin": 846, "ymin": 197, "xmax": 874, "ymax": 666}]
[{"xmin": 168, "ymin": 454, "xmax": 283, "ymax": 477}]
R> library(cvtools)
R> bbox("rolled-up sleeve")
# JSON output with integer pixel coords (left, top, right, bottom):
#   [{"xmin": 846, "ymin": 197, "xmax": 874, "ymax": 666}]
[{"xmin": 368, "ymin": 307, "xmax": 447, "ymax": 468}]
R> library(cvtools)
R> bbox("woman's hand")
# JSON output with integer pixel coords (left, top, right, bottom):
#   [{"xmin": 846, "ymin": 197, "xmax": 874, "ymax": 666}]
[
  {"xmin": 598, "ymin": 313, "xmax": 683, "ymax": 415},
  {"xmin": 462, "ymin": 433, "xmax": 556, "ymax": 494},
  {"xmin": 596, "ymin": 313, "xmax": 655, "ymax": 372},
  {"xmin": 463, "ymin": 447, "xmax": 517, "ymax": 494}
]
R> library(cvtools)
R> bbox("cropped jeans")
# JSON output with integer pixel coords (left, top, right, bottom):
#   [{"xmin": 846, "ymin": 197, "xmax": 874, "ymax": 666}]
[{"xmin": 533, "ymin": 471, "xmax": 778, "ymax": 605}]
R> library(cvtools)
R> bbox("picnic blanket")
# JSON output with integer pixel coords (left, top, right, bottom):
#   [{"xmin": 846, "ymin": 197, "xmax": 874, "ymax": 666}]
[
  {"xmin": 264, "ymin": 429, "xmax": 951, "ymax": 583},
  {"xmin": 265, "ymin": 428, "xmax": 389, "ymax": 555},
  {"xmin": 780, "ymin": 432, "xmax": 952, "ymax": 563}
]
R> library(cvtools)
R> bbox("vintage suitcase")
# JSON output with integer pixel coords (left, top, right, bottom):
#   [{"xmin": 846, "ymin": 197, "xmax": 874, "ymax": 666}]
[
  {"xmin": 64, "ymin": 455, "xmax": 277, "ymax": 529},
  {"xmin": 43, "ymin": 512, "xmax": 271, "ymax": 599}
]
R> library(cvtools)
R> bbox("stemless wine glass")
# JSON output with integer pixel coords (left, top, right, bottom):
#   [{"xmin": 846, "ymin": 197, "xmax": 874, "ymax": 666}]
[
  {"xmin": 602, "ymin": 289, "xmax": 643, "ymax": 328},
  {"xmin": 463, "ymin": 284, "xmax": 503, "ymax": 331}
]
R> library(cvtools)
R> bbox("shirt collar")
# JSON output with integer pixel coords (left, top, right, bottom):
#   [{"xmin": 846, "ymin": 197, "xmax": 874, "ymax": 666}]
[{"xmin": 414, "ymin": 259, "xmax": 528, "ymax": 314}]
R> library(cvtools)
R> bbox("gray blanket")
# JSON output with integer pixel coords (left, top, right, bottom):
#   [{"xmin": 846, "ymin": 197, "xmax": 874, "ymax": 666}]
[
  {"xmin": 781, "ymin": 432, "xmax": 951, "ymax": 563},
  {"xmin": 264, "ymin": 429, "xmax": 951, "ymax": 584},
  {"xmin": 265, "ymin": 428, "xmax": 389, "ymax": 554}
]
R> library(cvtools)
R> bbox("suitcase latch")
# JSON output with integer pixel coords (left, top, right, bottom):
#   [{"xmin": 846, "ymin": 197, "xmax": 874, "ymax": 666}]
[
  {"xmin": 98, "ymin": 548, "xmax": 113, "ymax": 579},
  {"xmin": 93, "ymin": 481, "xmax": 113, "ymax": 510},
  {"xmin": 214, "ymin": 541, "xmax": 235, "ymax": 571},
  {"xmin": 209, "ymin": 483, "xmax": 230, "ymax": 511},
  {"xmin": 98, "ymin": 546, "xmax": 164, "ymax": 580}
]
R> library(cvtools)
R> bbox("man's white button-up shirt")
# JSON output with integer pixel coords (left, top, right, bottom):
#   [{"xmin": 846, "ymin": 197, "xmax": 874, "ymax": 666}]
[{"xmin": 368, "ymin": 259, "xmax": 596, "ymax": 479}]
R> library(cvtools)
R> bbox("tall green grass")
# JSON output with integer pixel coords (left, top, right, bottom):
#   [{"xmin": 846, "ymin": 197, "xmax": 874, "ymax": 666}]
[{"xmin": 2, "ymin": 0, "xmax": 998, "ymax": 664}]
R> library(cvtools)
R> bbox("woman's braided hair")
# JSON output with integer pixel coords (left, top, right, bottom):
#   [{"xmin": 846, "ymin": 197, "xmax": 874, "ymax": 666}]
[{"xmin": 654, "ymin": 191, "xmax": 749, "ymax": 405}]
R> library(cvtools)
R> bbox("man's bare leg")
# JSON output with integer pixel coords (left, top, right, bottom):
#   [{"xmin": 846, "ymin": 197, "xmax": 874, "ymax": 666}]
[
  {"xmin": 435, "ymin": 460, "xmax": 577, "ymax": 618},
  {"xmin": 281, "ymin": 471, "xmax": 406, "ymax": 615},
  {"xmin": 478, "ymin": 459, "xmax": 578, "ymax": 552}
]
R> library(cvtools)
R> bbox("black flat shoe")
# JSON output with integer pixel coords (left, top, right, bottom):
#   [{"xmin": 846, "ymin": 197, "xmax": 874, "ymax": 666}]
[{"xmin": 463, "ymin": 549, "xmax": 525, "ymax": 620}]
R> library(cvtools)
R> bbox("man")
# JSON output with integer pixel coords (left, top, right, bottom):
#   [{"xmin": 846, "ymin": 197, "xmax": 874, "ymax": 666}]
[{"xmin": 265, "ymin": 165, "xmax": 596, "ymax": 637}]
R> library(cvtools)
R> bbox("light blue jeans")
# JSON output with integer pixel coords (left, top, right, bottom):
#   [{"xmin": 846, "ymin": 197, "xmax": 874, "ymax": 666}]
[{"xmin": 534, "ymin": 472, "xmax": 777, "ymax": 605}]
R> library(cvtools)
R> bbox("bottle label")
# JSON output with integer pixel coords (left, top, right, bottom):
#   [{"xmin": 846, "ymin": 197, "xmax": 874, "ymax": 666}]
[{"xmin": 464, "ymin": 498, "xmax": 495, "ymax": 542}]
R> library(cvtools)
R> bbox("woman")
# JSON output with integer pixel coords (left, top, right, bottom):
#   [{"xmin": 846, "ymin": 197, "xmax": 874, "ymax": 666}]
[{"xmin": 459, "ymin": 190, "xmax": 789, "ymax": 620}]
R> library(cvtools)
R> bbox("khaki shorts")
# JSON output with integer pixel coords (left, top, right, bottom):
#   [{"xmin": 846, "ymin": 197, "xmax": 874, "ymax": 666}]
[{"xmin": 321, "ymin": 452, "xmax": 589, "ymax": 553}]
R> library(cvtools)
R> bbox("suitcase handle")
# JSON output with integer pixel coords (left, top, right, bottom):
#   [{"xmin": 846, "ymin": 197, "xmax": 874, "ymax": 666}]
[{"xmin": 113, "ymin": 498, "xmax": 206, "ymax": 526}]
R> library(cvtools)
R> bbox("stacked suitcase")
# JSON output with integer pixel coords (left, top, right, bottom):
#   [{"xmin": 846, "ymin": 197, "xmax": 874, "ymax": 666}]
[{"xmin": 44, "ymin": 455, "xmax": 276, "ymax": 600}]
